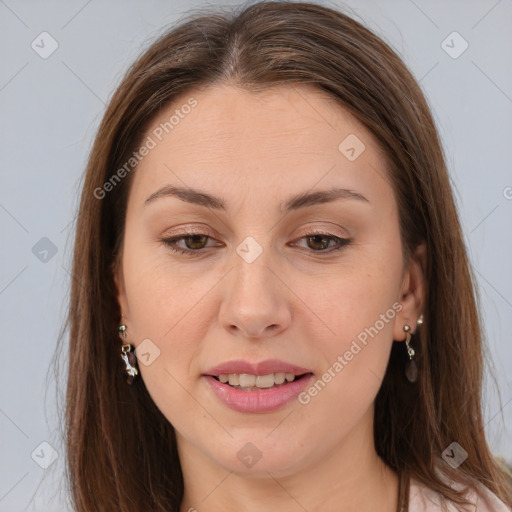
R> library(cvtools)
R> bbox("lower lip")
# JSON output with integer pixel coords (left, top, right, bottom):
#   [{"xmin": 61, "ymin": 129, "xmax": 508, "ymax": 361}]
[{"xmin": 203, "ymin": 374, "xmax": 314, "ymax": 413}]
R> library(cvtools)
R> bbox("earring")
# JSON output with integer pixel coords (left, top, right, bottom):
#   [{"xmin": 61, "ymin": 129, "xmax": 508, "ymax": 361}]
[
  {"xmin": 403, "ymin": 324, "xmax": 417, "ymax": 383},
  {"xmin": 118, "ymin": 324, "xmax": 139, "ymax": 385}
]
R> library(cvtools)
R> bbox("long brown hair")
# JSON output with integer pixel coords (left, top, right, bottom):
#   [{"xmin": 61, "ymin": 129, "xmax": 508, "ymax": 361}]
[{"xmin": 56, "ymin": 1, "xmax": 512, "ymax": 510}]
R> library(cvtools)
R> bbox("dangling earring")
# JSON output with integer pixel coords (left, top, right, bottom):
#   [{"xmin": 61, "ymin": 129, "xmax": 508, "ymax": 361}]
[
  {"xmin": 403, "ymin": 325, "xmax": 416, "ymax": 383},
  {"xmin": 118, "ymin": 324, "xmax": 139, "ymax": 385}
]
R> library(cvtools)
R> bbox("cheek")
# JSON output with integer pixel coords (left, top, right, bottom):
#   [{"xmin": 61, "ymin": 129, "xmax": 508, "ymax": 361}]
[
  {"xmin": 121, "ymin": 233, "xmax": 214, "ymax": 339},
  {"xmin": 309, "ymin": 248, "xmax": 402, "ymax": 344},
  {"xmin": 297, "ymin": 251, "xmax": 402, "ymax": 415},
  {"xmin": 119, "ymin": 238, "xmax": 206, "ymax": 400},
  {"xmin": 121, "ymin": 249, "xmax": 208, "ymax": 427}
]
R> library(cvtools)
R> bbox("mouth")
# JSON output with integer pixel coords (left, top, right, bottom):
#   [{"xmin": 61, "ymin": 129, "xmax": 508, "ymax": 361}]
[
  {"xmin": 203, "ymin": 359, "xmax": 315, "ymax": 412},
  {"xmin": 210, "ymin": 372, "xmax": 312, "ymax": 391}
]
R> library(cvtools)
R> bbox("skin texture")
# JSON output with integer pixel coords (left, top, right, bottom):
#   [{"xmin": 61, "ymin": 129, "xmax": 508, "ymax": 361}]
[{"xmin": 114, "ymin": 83, "xmax": 426, "ymax": 512}]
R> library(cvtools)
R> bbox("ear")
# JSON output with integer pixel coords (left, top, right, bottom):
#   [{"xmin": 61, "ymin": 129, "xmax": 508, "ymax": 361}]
[
  {"xmin": 393, "ymin": 242, "xmax": 426, "ymax": 341},
  {"xmin": 112, "ymin": 255, "xmax": 130, "ymax": 324}
]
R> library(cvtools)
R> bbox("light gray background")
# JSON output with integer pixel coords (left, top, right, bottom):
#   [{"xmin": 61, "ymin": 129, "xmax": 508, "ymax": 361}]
[{"xmin": 0, "ymin": 0, "xmax": 511, "ymax": 510}]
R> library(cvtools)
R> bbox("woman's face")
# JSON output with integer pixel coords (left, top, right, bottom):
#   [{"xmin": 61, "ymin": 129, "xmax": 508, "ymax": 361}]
[{"xmin": 115, "ymin": 84, "xmax": 424, "ymax": 478}]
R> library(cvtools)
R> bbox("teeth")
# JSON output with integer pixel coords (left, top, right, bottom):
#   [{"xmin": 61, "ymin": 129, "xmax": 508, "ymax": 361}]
[
  {"xmin": 274, "ymin": 372, "xmax": 286, "ymax": 385},
  {"xmin": 255, "ymin": 374, "xmax": 275, "ymax": 388},
  {"xmin": 239, "ymin": 374, "xmax": 256, "ymax": 387},
  {"xmin": 217, "ymin": 372, "xmax": 298, "ymax": 388}
]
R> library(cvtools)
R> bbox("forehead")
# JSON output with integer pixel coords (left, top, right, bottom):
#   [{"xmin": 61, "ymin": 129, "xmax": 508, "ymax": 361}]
[
  {"xmin": 145, "ymin": 83, "xmax": 372, "ymax": 155},
  {"xmin": 128, "ymin": 83, "xmax": 393, "ymax": 211}
]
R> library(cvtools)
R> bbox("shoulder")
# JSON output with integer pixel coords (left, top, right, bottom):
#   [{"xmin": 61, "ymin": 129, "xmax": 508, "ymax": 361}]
[{"xmin": 409, "ymin": 476, "xmax": 510, "ymax": 512}]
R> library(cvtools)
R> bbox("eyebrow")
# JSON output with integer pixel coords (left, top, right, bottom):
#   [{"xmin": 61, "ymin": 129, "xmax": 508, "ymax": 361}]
[{"xmin": 144, "ymin": 185, "xmax": 370, "ymax": 212}]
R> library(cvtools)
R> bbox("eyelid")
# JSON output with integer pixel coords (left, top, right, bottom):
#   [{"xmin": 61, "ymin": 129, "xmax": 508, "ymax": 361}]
[
  {"xmin": 295, "ymin": 225, "xmax": 348, "ymax": 239},
  {"xmin": 163, "ymin": 224, "xmax": 216, "ymax": 237},
  {"xmin": 162, "ymin": 220, "xmax": 349, "ymax": 240}
]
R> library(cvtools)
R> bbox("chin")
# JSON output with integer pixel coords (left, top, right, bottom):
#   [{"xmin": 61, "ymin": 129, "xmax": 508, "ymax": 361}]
[{"xmin": 198, "ymin": 432, "xmax": 312, "ymax": 478}]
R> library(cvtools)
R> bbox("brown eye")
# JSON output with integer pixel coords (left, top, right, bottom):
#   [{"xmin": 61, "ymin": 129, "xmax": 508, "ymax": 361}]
[
  {"xmin": 182, "ymin": 235, "xmax": 209, "ymax": 250},
  {"xmin": 162, "ymin": 233, "xmax": 218, "ymax": 256},
  {"xmin": 306, "ymin": 234, "xmax": 332, "ymax": 251},
  {"xmin": 293, "ymin": 232, "xmax": 351, "ymax": 253}
]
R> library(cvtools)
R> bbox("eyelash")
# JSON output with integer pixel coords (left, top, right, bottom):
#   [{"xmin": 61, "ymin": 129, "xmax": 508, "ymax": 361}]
[{"xmin": 161, "ymin": 230, "xmax": 351, "ymax": 257}]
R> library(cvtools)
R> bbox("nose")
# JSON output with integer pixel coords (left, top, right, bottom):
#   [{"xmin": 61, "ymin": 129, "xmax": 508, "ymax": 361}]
[{"xmin": 218, "ymin": 247, "xmax": 291, "ymax": 340}]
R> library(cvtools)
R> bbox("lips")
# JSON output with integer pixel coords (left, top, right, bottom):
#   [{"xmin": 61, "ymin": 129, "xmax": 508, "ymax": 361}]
[
  {"xmin": 205, "ymin": 359, "xmax": 312, "ymax": 377},
  {"xmin": 203, "ymin": 359, "xmax": 314, "ymax": 413}
]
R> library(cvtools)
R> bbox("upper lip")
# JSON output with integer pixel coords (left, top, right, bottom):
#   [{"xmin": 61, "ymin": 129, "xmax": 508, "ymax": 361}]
[{"xmin": 204, "ymin": 359, "xmax": 313, "ymax": 377}]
